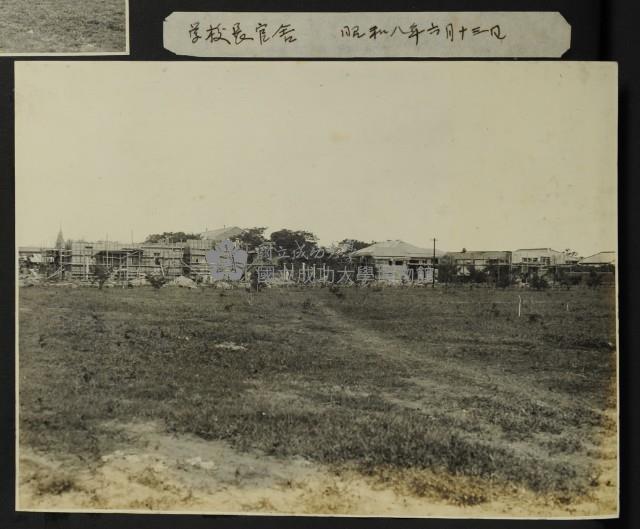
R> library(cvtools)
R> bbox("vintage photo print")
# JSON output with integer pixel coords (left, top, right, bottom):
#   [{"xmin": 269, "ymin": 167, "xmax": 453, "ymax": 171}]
[
  {"xmin": 15, "ymin": 61, "xmax": 618, "ymax": 517},
  {"xmin": 0, "ymin": 0, "xmax": 128, "ymax": 55}
]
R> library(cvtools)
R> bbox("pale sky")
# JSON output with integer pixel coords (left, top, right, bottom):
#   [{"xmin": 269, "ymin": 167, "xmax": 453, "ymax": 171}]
[{"xmin": 15, "ymin": 61, "xmax": 617, "ymax": 257}]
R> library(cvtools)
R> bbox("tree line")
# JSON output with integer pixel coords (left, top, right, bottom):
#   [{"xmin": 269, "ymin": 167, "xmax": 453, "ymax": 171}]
[{"xmin": 145, "ymin": 227, "xmax": 371, "ymax": 263}]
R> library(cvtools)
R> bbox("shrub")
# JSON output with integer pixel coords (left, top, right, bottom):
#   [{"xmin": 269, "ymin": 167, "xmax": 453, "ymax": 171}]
[
  {"xmin": 466, "ymin": 265, "xmax": 487, "ymax": 284},
  {"xmin": 90, "ymin": 264, "xmax": 112, "ymax": 290},
  {"xmin": 146, "ymin": 274, "xmax": 167, "ymax": 289},
  {"xmin": 486, "ymin": 264, "xmax": 513, "ymax": 288},
  {"xmin": 438, "ymin": 262, "xmax": 459, "ymax": 284},
  {"xmin": 530, "ymin": 275, "xmax": 549, "ymax": 290},
  {"xmin": 586, "ymin": 270, "xmax": 602, "ymax": 288}
]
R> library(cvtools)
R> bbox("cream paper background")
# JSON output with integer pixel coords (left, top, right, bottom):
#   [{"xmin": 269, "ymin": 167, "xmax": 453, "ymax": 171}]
[{"xmin": 16, "ymin": 61, "xmax": 616, "ymax": 258}]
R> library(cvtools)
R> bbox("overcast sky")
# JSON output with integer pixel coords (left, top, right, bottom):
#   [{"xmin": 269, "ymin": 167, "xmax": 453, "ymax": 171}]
[{"xmin": 15, "ymin": 61, "xmax": 616, "ymax": 256}]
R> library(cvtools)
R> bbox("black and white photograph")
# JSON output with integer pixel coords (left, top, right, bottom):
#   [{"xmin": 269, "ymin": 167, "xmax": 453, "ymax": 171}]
[
  {"xmin": 0, "ymin": 0, "xmax": 127, "ymax": 54},
  {"xmin": 15, "ymin": 60, "xmax": 618, "ymax": 517}
]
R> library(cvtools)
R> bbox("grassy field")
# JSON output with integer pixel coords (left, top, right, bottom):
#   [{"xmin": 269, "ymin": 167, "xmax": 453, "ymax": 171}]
[
  {"xmin": 0, "ymin": 0, "xmax": 125, "ymax": 53},
  {"xmin": 18, "ymin": 284, "xmax": 617, "ymax": 513}
]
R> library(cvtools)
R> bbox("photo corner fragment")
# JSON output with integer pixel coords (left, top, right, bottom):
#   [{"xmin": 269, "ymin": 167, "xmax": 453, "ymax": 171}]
[{"xmin": 0, "ymin": 0, "xmax": 128, "ymax": 56}]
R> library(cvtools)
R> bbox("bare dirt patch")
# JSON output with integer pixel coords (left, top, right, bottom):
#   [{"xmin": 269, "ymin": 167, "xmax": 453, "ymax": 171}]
[{"xmin": 19, "ymin": 420, "xmax": 617, "ymax": 516}]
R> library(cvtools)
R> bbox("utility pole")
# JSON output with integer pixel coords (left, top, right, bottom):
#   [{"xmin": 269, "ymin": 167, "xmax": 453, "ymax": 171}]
[{"xmin": 432, "ymin": 237, "xmax": 436, "ymax": 288}]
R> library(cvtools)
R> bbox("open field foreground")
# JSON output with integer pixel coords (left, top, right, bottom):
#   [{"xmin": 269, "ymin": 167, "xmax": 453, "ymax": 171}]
[
  {"xmin": 18, "ymin": 285, "xmax": 618, "ymax": 516},
  {"xmin": 0, "ymin": 0, "xmax": 125, "ymax": 53}
]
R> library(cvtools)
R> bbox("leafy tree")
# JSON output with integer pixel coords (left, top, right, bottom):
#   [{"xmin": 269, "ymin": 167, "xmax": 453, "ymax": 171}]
[
  {"xmin": 145, "ymin": 232, "xmax": 201, "ymax": 244},
  {"xmin": 338, "ymin": 239, "xmax": 370, "ymax": 252},
  {"xmin": 467, "ymin": 264, "xmax": 486, "ymax": 284},
  {"xmin": 320, "ymin": 239, "xmax": 372, "ymax": 267},
  {"xmin": 438, "ymin": 261, "xmax": 458, "ymax": 284},
  {"xmin": 269, "ymin": 229, "xmax": 318, "ymax": 262},
  {"xmin": 234, "ymin": 227, "xmax": 267, "ymax": 250},
  {"xmin": 555, "ymin": 267, "xmax": 572, "ymax": 289},
  {"xmin": 91, "ymin": 264, "xmax": 112, "ymax": 289},
  {"xmin": 530, "ymin": 274, "xmax": 549, "ymax": 290},
  {"xmin": 486, "ymin": 264, "xmax": 512, "ymax": 288}
]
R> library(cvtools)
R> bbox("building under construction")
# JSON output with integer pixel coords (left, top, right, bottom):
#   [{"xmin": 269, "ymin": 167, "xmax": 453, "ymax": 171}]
[
  {"xmin": 18, "ymin": 240, "xmax": 185, "ymax": 283},
  {"xmin": 18, "ymin": 227, "xmax": 247, "ymax": 284}
]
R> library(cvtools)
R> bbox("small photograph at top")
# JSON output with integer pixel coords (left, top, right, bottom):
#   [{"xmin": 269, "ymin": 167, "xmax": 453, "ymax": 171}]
[{"xmin": 0, "ymin": 0, "xmax": 127, "ymax": 55}]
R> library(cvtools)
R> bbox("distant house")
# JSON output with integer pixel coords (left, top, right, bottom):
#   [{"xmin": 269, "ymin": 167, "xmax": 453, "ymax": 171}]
[
  {"xmin": 18, "ymin": 246, "xmax": 46, "ymax": 264},
  {"xmin": 512, "ymin": 248, "xmax": 567, "ymax": 267},
  {"xmin": 579, "ymin": 251, "xmax": 616, "ymax": 266},
  {"xmin": 352, "ymin": 240, "xmax": 445, "ymax": 282},
  {"xmin": 444, "ymin": 250, "xmax": 511, "ymax": 276},
  {"xmin": 564, "ymin": 254, "xmax": 582, "ymax": 265},
  {"xmin": 200, "ymin": 226, "xmax": 244, "ymax": 242},
  {"xmin": 186, "ymin": 227, "xmax": 246, "ymax": 280}
]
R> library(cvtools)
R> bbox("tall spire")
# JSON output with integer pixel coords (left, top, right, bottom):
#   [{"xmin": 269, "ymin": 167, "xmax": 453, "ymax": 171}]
[{"xmin": 55, "ymin": 228, "xmax": 65, "ymax": 249}]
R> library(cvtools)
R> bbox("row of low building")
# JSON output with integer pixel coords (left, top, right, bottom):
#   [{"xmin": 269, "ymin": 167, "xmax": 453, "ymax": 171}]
[
  {"xmin": 350, "ymin": 242, "xmax": 615, "ymax": 282},
  {"xmin": 446, "ymin": 248, "xmax": 615, "ymax": 270},
  {"xmin": 18, "ymin": 228, "xmax": 615, "ymax": 284}
]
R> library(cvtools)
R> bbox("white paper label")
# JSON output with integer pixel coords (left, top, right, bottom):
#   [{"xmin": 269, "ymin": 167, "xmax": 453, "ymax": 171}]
[{"xmin": 164, "ymin": 12, "xmax": 571, "ymax": 58}]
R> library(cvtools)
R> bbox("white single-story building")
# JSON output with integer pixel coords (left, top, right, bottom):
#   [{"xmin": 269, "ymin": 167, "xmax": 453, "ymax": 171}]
[
  {"xmin": 579, "ymin": 251, "xmax": 616, "ymax": 266},
  {"xmin": 512, "ymin": 248, "xmax": 567, "ymax": 266},
  {"xmin": 352, "ymin": 240, "xmax": 445, "ymax": 282}
]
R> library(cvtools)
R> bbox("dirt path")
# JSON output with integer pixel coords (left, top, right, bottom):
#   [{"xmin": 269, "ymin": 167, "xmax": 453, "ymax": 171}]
[
  {"xmin": 315, "ymin": 301, "xmax": 619, "ymax": 515},
  {"xmin": 319, "ymin": 300, "xmax": 617, "ymax": 423},
  {"xmin": 318, "ymin": 302, "xmax": 554, "ymax": 401}
]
